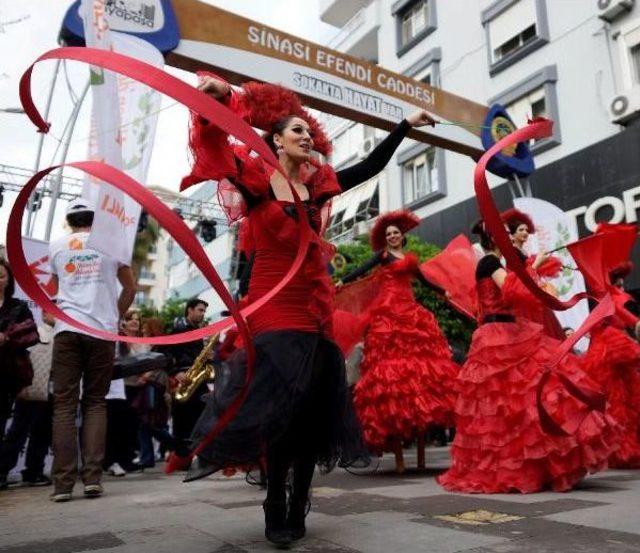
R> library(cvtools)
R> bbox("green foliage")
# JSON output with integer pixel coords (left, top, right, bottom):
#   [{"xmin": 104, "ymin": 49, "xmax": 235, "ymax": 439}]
[
  {"xmin": 334, "ymin": 234, "xmax": 474, "ymax": 351},
  {"xmin": 132, "ymin": 216, "xmax": 161, "ymax": 278},
  {"xmin": 138, "ymin": 296, "xmax": 187, "ymax": 334}
]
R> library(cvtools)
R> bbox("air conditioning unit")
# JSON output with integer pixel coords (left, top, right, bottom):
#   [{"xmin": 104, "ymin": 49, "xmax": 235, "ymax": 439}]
[
  {"xmin": 597, "ymin": 0, "xmax": 634, "ymax": 22},
  {"xmin": 609, "ymin": 86, "xmax": 640, "ymax": 124},
  {"xmin": 358, "ymin": 136, "xmax": 381, "ymax": 159}
]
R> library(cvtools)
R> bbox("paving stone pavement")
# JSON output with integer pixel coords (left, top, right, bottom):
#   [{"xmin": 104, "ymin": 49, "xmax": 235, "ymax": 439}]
[{"xmin": 1, "ymin": 447, "xmax": 639, "ymax": 552}]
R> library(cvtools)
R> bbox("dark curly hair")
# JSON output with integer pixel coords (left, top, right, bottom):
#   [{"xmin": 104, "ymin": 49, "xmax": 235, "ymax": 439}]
[{"xmin": 0, "ymin": 258, "xmax": 15, "ymax": 301}]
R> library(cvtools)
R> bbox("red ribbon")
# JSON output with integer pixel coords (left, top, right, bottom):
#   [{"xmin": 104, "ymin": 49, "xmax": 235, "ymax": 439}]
[
  {"xmin": 473, "ymin": 118, "xmax": 608, "ymax": 435},
  {"xmin": 11, "ymin": 47, "xmax": 316, "ymax": 468}
]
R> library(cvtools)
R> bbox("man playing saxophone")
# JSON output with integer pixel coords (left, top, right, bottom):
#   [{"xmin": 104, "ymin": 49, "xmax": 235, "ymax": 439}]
[{"xmin": 168, "ymin": 298, "xmax": 212, "ymax": 468}]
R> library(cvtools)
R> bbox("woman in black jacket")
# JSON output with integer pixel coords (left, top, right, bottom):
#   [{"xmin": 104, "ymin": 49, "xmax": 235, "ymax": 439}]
[{"xmin": 0, "ymin": 259, "xmax": 39, "ymax": 444}]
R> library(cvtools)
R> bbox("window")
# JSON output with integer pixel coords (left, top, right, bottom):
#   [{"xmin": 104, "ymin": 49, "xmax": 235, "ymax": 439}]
[
  {"xmin": 403, "ymin": 149, "xmax": 438, "ymax": 205},
  {"xmin": 490, "ymin": 65, "xmax": 561, "ymax": 154},
  {"xmin": 493, "ymin": 23, "xmax": 537, "ymax": 62},
  {"xmin": 393, "ymin": 0, "xmax": 437, "ymax": 57},
  {"xmin": 401, "ymin": 1, "xmax": 428, "ymax": 46},
  {"xmin": 403, "ymin": 47, "xmax": 441, "ymax": 91},
  {"xmin": 631, "ymin": 44, "xmax": 640, "ymax": 84},
  {"xmin": 482, "ymin": 0, "xmax": 549, "ymax": 76},
  {"xmin": 505, "ymin": 86, "xmax": 546, "ymax": 131}
]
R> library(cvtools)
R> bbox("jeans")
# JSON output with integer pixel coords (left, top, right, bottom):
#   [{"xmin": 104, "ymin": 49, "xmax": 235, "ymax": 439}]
[
  {"xmin": 0, "ymin": 399, "xmax": 52, "ymax": 478},
  {"xmin": 138, "ymin": 423, "xmax": 175, "ymax": 466},
  {"xmin": 51, "ymin": 332, "xmax": 115, "ymax": 493}
]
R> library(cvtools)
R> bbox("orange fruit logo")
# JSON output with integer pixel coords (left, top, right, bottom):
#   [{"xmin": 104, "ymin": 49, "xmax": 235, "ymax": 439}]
[{"xmin": 64, "ymin": 262, "xmax": 76, "ymax": 273}]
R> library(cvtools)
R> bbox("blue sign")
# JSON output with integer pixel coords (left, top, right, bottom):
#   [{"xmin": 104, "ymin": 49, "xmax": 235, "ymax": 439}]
[
  {"xmin": 481, "ymin": 104, "xmax": 535, "ymax": 179},
  {"xmin": 60, "ymin": 0, "xmax": 180, "ymax": 54}
]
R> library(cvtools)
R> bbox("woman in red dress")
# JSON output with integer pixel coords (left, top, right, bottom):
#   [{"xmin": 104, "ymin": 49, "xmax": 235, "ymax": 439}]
[
  {"xmin": 582, "ymin": 262, "xmax": 640, "ymax": 468},
  {"xmin": 338, "ymin": 211, "xmax": 458, "ymax": 473},
  {"xmin": 501, "ymin": 208, "xmax": 565, "ymax": 340},
  {"xmin": 438, "ymin": 221, "xmax": 617, "ymax": 493},
  {"xmin": 181, "ymin": 75, "xmax": 435, "ymax": 546}
]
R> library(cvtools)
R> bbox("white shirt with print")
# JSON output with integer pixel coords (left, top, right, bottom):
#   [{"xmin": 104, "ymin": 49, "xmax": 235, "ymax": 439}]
[{"xmin": 49, "ymin": 232, "xmax": 124, "ymax": 337}]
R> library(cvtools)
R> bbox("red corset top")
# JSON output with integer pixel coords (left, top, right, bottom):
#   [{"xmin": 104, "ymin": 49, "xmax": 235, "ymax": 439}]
[{"xmin": 246, "ymin": 200, "xmax": 334, "ymax": 338}]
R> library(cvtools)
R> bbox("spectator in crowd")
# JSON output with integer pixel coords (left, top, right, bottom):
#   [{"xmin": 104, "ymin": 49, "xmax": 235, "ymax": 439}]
[
  {"xmin": 103, "ymin": 311, "xmax": 145, "ymax": 477},
  {"xmin": 48, "ymin": 198, "xmax": 136, "ymax": 502},
  {"xmin": 0, "ymin": 259, "xmax": 39, "ymax": 446},
  {"xmin": 169, "ymin": 298, "xmax": 209, "ymax": 465},
  {"xmin": 0, "ymin": 259, "xmax": 40, "ymax": 490},
  {"xmin": 135, "ymin": 317, "xmax": 175, "ymax": 468},
  {"xmin": 0, "ymin": 309, "xmax": 55, "ymax": 489}
]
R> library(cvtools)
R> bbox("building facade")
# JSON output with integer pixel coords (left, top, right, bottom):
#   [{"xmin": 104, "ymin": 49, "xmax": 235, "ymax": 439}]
[{"xmin": 320, "ymin": 0, "xmax": 640, "ymax": 286}]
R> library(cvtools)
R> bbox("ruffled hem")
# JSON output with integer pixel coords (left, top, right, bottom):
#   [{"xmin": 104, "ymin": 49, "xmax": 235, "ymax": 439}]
[
  {"xmin": 438, "ymin": 321, "xmax": 618, "ymax": 493},
  {"xmin": 582, "ymin": 326, "xmax": 640, "ymax": 469},
  {"xmin": 354, "ymin": 303, "xmax": 458, "ymax": 450}
]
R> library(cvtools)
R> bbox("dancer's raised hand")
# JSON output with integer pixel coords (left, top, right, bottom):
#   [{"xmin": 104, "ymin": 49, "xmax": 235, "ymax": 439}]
[
  {"xmin": 406, "ymin": 109, "xmax": 437, "ymax": 128},
  {"xmin": 198, "ymin": 76, "xmax": 232, "ymax": 100}
]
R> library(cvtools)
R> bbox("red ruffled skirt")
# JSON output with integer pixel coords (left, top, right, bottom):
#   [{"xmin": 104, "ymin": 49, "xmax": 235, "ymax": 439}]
[
  {"xmin": 353, "ymin": 298, "xmax": 458, "ymax": 451},
  {"xmin": 438, "ymin": 320, "xmax": 618, "ymax": 493},
  {"xmin": 582, "ymin": 325, "xmax": 640, "ymax": 468}
]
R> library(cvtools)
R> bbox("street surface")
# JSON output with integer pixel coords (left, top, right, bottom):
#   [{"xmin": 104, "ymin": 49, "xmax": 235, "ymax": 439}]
[{"xmin": 1, "ymin": 447, "xmax": 640, "ymax": 552}]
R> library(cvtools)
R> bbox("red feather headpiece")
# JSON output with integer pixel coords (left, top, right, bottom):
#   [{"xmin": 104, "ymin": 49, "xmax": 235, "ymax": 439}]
[
  {"xmin": 501, "ymin": 208, "xmax": 536, "ymax": 234},
  {"xmin": 370, "ymin": 210, "xmax": 420, "ymax": 251},
  {"xmin": 240, "ymin": 81, "xmax": 332, "ymax": 157}
]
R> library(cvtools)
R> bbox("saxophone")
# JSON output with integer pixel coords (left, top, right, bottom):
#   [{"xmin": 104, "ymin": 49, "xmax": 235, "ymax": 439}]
[{"xmin": 174, "ymin": 334, "xmax": 220, "ymax": 403}]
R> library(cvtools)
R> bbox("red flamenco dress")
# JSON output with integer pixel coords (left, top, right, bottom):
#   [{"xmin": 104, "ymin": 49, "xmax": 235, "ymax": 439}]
[
  {"xmin": 582, "ymin": 288, "xmax": 640, "ymax": 468},
  {"xmin": 438, "ymin": 254, "xmax": 618, "ymax": 493},
  {"xmin": 179, "ymin": 79, "xmax": 415, "ymax": 479},
  {"xmin": 340, "ymin": 248, "xmax": 459, "ymax": 452}
]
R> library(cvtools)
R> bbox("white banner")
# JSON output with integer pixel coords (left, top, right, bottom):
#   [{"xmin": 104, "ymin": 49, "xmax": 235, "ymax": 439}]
[
  {"xmin": 81, "ymin": 0, "xmax": 163, "ymax": 265},
  {"xmin": 13, "ymin": 237, "xmax": 53, "ymax": 326},
  {"xmin": 514, "ymin": 197, "xmax": 590, "ymax": 351}
]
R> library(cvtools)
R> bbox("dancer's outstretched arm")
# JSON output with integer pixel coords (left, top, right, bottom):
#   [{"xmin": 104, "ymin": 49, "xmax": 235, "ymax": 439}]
[
  {"xmin": 338, "ymin": 251, "xmax": 385, "ymax": 285},
  {"xmin": 336, "ymin": 110, "xmax": 435, "ymax": 192}
]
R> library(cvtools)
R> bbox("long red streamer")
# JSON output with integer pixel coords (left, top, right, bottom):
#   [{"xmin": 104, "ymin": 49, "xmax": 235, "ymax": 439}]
[{"xmin": 11, "ymin": 47, "xmax": 316, "ymax": 468}]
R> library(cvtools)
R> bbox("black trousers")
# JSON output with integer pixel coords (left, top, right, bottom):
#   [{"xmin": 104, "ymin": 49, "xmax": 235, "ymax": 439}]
[
  {"xmin": 0, "ymin": 399, "xmax": 52, "ymax": 478},
  {"xmin": 171, "ymin": 383, "xmax": 208, "ymax": 457},
  {"xmin": 103, "ymin": 399, "xmax": 133, "ymax": 469}
]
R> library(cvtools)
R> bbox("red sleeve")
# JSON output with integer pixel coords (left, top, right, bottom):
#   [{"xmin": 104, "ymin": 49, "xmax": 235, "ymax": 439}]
[
  {"xmin": 501, "ymin": 268, "xmax": 539, "ymax": 307},
  {"xmin": 180, "ymin": 72, "xmax": 253, "ymax": 192}
]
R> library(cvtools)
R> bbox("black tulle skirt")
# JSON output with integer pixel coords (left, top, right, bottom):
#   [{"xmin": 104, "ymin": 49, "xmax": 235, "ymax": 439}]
[{"xmin": 187, "ymin": 331, "xmax": 370, "ymax": 480}]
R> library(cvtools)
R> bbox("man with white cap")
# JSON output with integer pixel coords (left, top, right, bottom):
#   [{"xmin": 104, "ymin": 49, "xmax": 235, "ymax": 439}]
[{"xmin": 47, "ymin": 198, "xmax": 136, "ymax": 502}]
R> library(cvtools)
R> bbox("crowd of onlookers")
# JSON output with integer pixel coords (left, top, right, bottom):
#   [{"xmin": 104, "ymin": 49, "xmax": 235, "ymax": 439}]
[
  {"xmin": 0, "ymin": 198, "xmax": 212, "ymax": 501},
  {"xmin": 0, "ymin": 244, "xmax": 212, "ymax": 497}
]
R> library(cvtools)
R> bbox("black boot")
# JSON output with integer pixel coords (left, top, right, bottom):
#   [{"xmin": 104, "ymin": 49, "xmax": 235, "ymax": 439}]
[
  {"xmin": 264, "ymin": 499, "xmax": 293, "ymax": 548},
  {"xmin": 286, "ymin": 496, "xmax": 308, "ymax": 541}
]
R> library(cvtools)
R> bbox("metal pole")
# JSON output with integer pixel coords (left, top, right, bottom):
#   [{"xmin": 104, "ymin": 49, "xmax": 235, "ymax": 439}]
[
  {"xmin": 25, "ymin": 58, "xmax": 61, "ymax": 236},
  {"xmin": 43, "ymin": 78, "xmax": 91, "ymax": 241}
]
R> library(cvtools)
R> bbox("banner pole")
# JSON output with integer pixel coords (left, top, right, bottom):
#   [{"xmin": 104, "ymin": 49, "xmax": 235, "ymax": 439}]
[
  {"xmin": 26, "ymin": 58, "xmax": 61, "ymax": 237},
  {"xmin": 43, "ymin": 78, "xmax": 90, "ymax": 241}
]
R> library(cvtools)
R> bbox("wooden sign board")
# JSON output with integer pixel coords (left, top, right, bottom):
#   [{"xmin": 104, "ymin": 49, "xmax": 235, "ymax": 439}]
[{"xmin": 167, "ymin": 0, "xmax": 489, "ymax": 158}]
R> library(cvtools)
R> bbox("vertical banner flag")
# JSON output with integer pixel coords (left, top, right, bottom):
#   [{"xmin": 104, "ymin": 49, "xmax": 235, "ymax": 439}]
[
  {"xmin": 81, "ymin": 0, "xmax": 163, "ymax": 263},
  {"xmin": 514, "ymin": 197, "xmax": 590, "ymax": 350}
]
